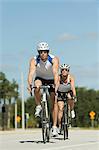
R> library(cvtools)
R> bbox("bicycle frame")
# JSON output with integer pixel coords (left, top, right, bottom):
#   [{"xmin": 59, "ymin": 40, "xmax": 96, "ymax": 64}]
[
  {"xmin": 31, "ymin": 85, "xmax": 51, "ymax": 143},
  {"xmin": 59, "ymin": 92, "xmax": 70, "ymax": 140}
]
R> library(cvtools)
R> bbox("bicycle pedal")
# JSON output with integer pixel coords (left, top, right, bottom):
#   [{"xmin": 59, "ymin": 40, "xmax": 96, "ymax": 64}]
[
  {"xmin": 35, "ymin": 114, "xmax": 40, "ymax": 118},
  {"xmin": 58, "ymin": 132, "xmax": 63, "ymax": 135}
]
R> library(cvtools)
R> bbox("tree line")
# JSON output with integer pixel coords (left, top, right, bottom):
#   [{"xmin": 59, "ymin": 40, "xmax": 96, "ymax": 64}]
[{"xmin": 0, "ymin": 72, "xmax": 99, "ymax": 130}]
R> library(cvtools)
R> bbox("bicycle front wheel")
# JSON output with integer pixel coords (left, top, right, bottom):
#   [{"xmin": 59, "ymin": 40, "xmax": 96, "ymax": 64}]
[{"xmin": 41, "ymin": 102, "xmax": 50, "ymax": 143}]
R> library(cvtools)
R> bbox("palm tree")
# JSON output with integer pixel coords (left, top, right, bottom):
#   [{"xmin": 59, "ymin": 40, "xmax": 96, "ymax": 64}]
[
  {"xmin": 6, "ymin": 79, "xmax": 19, "ymax": 129},
  {"xmin": 0, "ymin": 72, "xmax": 19, "ymax": 129}
]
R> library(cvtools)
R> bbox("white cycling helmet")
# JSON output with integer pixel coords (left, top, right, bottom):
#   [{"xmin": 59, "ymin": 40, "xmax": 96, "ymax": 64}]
[
  {"xmin": 37, "ymin": 42, "xmax": 50, "ymax": 51},
  {"xmin": 60, "ymin": 64, "xmax": 70, "ymax": 71}
]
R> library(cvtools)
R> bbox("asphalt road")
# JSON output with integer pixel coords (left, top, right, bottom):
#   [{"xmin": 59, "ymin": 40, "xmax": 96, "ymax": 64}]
[{"xmin": 0, "ymin": 128, "xmax": 99, "ymax": 150}]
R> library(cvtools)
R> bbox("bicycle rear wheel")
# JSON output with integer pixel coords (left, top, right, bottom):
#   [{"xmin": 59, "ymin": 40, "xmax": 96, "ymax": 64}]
[
  {"xmin": 63, "ymin": 103, "xmax": 69, "ymax": 140},
  {"xmin": 41, "ymin": 102, "xmax": 50, "ymax": 143}
]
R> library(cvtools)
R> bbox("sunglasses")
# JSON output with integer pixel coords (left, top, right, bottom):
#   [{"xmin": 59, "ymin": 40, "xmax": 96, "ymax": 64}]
[
  {"xmin": 39, "ymin": 50, "xmax": 49, "ymax": 54},
  {"xmin": 61, "ymin": 69, "xmax": 69, "ymax": 72}
]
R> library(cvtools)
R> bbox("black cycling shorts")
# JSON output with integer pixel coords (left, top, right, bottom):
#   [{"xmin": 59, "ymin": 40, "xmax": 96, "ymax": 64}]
[
  {"xmin": 57, "ymin": 90, "xmax": 73, "ymax": 101},
  {"xmin": 34, "ymin": 77, "xmax": 55, "ymax": 93}
]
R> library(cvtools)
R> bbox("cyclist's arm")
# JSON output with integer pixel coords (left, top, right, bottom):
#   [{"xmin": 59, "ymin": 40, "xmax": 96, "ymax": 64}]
[
  {"xmin": 58, "ymin": 75, "xmax": 61, "ymax": 83},
  {"xmin": 70, "ymin": 75, "xmax": 76, "ymax": 97},
  {"xmin": 52, "ymin": 56, "xmax": 60, "ymax": 92},
  {"xmin": 28, "ymin": 58, "xmax": 36, "ymax": 90}
]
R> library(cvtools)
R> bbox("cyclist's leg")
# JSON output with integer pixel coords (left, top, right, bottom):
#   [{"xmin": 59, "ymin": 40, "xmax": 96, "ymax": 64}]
[
  {"xmin": 47, "ymin": 81, "xmax": 58, "ymax": 128},
  {"xmin": 68, "ymin": 99, "xmax": 74, "ymax": 111},
  {"xmin": 57, "ymin": 100, "xmax": 64, "ymax": 129},
  {"xmin": 50, "ymin": 91, "xmax": 58, "ymax": 136},
  {"xmin": 34, "ymin": 79, "xmax": 42, "ymax": 116},
  {"xmin": 34, "ymin": 79, "xmax": 42, "ymax": 105},
  {"xmin": 68, "ymin": 93, "xmax": 75, "ymax": 118}
]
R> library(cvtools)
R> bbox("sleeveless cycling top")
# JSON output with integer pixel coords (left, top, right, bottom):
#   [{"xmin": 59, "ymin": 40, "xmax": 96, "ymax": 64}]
[
  {"xmin": 34, "ymin": 54, "xmax": 55, "ymax": 80},
  {"xmin": 58, "ymin": 74, "xmax": 71, "ymax": 93}
]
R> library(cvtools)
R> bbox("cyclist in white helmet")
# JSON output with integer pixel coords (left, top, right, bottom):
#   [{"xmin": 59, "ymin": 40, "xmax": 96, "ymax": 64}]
[
  {"xmin": 57, "ymin": 64, "xmax": 77, "ymax": 134},
  {"xmin": 28, "ymin": 42, "xmax": 59, "ymax": 136}
]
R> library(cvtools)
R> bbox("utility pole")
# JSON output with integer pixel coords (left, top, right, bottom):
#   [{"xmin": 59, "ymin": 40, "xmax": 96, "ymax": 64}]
[
  {"xmin": 15, "ymin": 100, "xmax": 17, "ymax": 130},
  {"xmin": 21, "ymin": 72, "xmax": 25, "ymax": 130}
]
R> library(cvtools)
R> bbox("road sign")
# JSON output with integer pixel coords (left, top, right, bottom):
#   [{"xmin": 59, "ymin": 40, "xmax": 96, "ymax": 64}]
[
  {"xmin": 89, "ymin": 111, "xmax": 96, "ymax": 120},
  {"xmin": 17, "ymin": 116, "xmax": 21, "ymax": 123}
]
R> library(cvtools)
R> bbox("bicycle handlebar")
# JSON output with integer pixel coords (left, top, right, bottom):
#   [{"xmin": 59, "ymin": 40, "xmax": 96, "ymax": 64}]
[
  {"xmin": 30, "ymin": 84, "xmax": 54, "ymax": 96},
  {"xmin": 31, "ymin": 85, "xmax": 51, "ymax": 89},
  {"xmin": 57, "ymin": 91, "xmax": 77, "ymax": 102}
]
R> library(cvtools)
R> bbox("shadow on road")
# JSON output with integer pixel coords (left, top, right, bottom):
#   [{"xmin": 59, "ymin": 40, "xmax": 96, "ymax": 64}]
[
  {"xmin": 19, "ymin": 140, "xmax": 55, "ymax": 144},
  {"xmin": 52, "ymin": 137, "xmax": 70, "ymax": 141}
]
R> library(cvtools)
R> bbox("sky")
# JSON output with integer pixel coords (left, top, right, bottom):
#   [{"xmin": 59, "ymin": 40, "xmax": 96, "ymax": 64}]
[{"xmin": 0, "ymin": 0, "xmax": 99, "ymax": 99}]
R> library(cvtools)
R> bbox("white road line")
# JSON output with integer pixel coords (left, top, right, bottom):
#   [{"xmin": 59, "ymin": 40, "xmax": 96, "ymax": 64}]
[{"xmin": 43, "ymin": 141, "xmax": 99, "ymax": 150}]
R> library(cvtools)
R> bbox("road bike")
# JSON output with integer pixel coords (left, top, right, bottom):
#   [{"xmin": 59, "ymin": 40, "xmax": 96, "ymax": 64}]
[
  {"xmin": 58, "ymin": 91, "xmax": 71, "ymax": 140},
  {"xmin": 30, "ymin": 85, "xmax": 51, "ymax": 143}
]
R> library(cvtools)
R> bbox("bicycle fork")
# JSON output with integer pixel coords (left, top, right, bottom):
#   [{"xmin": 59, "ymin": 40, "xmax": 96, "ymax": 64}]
[{"xmin": 42, "ymin": 92, "xmax": 48, "ymax": 119}]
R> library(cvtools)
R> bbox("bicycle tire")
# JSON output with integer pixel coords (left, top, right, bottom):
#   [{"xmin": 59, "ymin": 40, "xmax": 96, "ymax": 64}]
[
  {"xmin": 41, "ymin": 101, "xmax": 50, "ymax": 143},
  {"xmin": 63, "ymin": 103, "xmax": 69, "ymax": 140}
]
